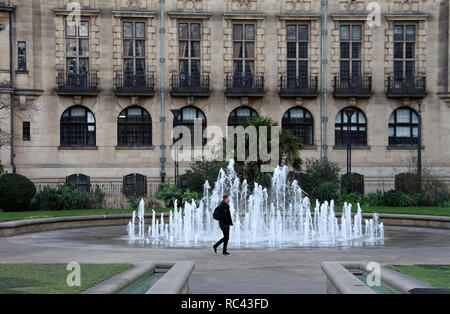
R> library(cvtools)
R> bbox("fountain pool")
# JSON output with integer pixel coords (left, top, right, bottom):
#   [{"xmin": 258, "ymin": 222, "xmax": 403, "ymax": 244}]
[{"xmin": 127, "ymin": 160, "xmax": 384, "ymax": 249}]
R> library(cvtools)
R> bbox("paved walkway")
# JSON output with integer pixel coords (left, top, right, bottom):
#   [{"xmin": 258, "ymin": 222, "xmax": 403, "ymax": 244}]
[{"xmin": 1, "ymin": 226, "xmax": 450, "ymax": 294}]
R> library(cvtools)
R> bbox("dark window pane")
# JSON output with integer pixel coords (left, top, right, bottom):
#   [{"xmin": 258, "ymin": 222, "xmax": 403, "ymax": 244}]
[
  {"xmin": 233, "ymin": 24, "xmax": 243, "ymax": 40},
  {"xmin": 124, "ymin": 22, "xmax": 133, "ymax": 38},
  {"xmin": 179, "ymin": 23, "xmax": 188, "ymax": 39},
  {"xmin": 245, "ymin": 25, "xmax": 255, "ymax": 40},
  {"xmin": 406, "ymin": 25, "xmax": 416, "ymax": 41},
  {"xmin": 340, "ymin": 61, "xmax": 350, "ymax": 78},
  {"xmin": 136, "ymin": 59, "xmax": 145, "ymax": 73},
  {"xmin": 352, "ymin": 25, "xmax": 362, "ymax": 40},
  {"xmin": 299, "ymin": 42, "xmax": 308, "ymax": 59},
  {"xmin": 191, "ymin": 23, "xmax": 201, "ymax": 40},
  {"xmin": 135, "ymin": 40, "xmax": 145, "ymax": 57},
  {"xmin": 352, "ymin": 61, "xmax": 361, "ymax": 77},
  {"xmin": 405, "ymin": 43, "xmax": 415, "ymax": 59},
  {"xmin": 191, "ymin": 60, "xmax": 200, "ymax": 75},
  {"xmin": 394, "ymin": 61, "xmax": 404, "ymax": 79},
  {"xmin": 233, "ymin": 60, "xmax": 243, "ymax": 74},
  {"xmin": 394, "ymin": 43, "xmax": 403, "ymax": 59},
  {"xmin": 191, "ymin": 41, "xmax": 201, "ymax": 58},
  {"xmin": 299, "ymin": 25, "xmax": 308, "ymax": 41},
  {"xmin": 23, "ymin": 122, "xmax": 30, "ymax": 141},
  {"xmin": 341, "ymin": 25, "xmax": 350, "ymax": 40},
  {"xmin": 299, "ymin": 61, "xmax": 308, "ymax": 78},
  {"xmin": 179, "ymin": 41, "xmax": 189, "ymax": 58},
  {"xmin": 341, "ymin": 42, "xmax": 350, "ymax": 59},
  {"xmin": 405, "ymin": 61, "xmax": 415, "ymax": 78},
  {"xmin": 394, "ymin": 25, "xmax": 404, "ymax": 41},
  {"xmin": 352, "ymin": 42, "xmax": 361, "ymax": 59},
  {"xmin": 179, "ymin": 60, "xmax": 189, "ymax": 74},
  {"xmin": 287, "ymin": 42, "xmax": 297, "ymax": 59},
  {"xmin": 136, "ymin": 23, "xmax": 145, "ymax": 38},
  {"xmin": 123, "ymin": 40, "xmax": 133, "ymax": 57},
  {"xmin": 287, "ymin": 25, "xmax": 297, "ymax": 40},
  {"xmin": 233, "ymin": 42, "xmax": 243, "ymax": 58},
  {"xmin": 287, "ymin": 61, "xmax": 296, "ymax": 78},
  {"xmin": 245, "ymin": 42, "xmax": 255, "ymax": 58}
]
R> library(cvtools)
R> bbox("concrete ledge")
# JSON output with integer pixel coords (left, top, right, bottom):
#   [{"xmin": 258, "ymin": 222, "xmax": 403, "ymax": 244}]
[
  {"xmin": 83, "ymin": 261, "xmax": 195, "ymax": 294},
  {"xmin": 0, "ymin": 213, "xmax": 449, "ymax": 238},
  {"xmin": 322, "ymin": 261, "xmax": 435, "ymax": 294}
]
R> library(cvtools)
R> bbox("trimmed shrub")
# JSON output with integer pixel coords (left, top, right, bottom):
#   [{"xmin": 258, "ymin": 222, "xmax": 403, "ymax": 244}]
[
  {"xmin": 339, "ymin": 193, "xmax": 369, "ymax": 207},
  {"xmin": 367, "ymin": 192, "xmax": 384, "ymax": 207},
  {"xmin": 0, "ymin": 174, "xmax": 36, "ymax": 212},
  {"xmin": 382, "ymin": 190, "xmax": 404, "ymax": 207},
  {"xmin": 302, "ymin": 159, "xmax": 341, "ymax": 202},
  {"xmin": 32, "ymin": 185, "xmax": 93, "ymax": 211}
]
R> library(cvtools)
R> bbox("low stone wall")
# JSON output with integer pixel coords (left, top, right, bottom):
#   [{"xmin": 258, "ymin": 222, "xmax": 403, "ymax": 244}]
[
  {"xmin": 321, "ymin": 262, "xmax": 435, "ymax": 294},
  {"xmin": 0, "ymin": 213, "xmax": 449, "ymax": 238},
  {"xmin": 83, "ymin": 261, "xmax": 195, "ymax": 294}
]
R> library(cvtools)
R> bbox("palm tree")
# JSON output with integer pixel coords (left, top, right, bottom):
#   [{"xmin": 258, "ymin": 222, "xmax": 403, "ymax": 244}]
[{"xmin": 223, "ymin": 116, "xmax": 303, "ymax": 186}]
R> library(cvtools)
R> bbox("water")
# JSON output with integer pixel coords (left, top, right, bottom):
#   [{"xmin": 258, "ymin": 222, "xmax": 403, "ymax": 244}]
[
  {"xmin": 126, "ymin": 160, "xmax": 385, "ymax": 248},
  {"xmin": 118, "ymin": 272, "xmax": 165, "ymax": 294}
]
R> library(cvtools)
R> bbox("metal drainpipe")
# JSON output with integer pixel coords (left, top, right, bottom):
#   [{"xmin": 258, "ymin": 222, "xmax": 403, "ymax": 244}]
[
  {"xmin": 159, "ymin": 0, "xmax": 166, "ymax": 182},
  {"xmin": 321, "ymin": 0, "xmax": 329, "ymax": 163},
  {"xmin": 9, "ymin": 7, "xmax": 16, "ymax": 173}
]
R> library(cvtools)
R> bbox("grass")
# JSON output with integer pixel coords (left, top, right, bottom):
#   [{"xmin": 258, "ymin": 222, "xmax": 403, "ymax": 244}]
[
  {"xmin": 0, "ymin": 263, "xmax": 133, "ymax": 294},
  {"xmin": 0, "ymin": 208, "xmax": 171, "ymax": 223},
  {"xmin": 387, "ymin": 265, "xmax": 450, "ymax": 292},
  {"xmin": 335, "ymin": 206, "xmax": 450, "ymax": 217}
]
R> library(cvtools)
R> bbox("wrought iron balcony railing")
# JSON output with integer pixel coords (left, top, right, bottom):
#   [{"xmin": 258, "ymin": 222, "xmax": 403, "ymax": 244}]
[
  {"xmin": 114, "ymin": 72, "xmax": 155, "ymax": 96},
  {"xmin": 170, "ymin": 74, "xmax": 210, "ymax": 97},
  {"xmin": 56, "ymin": 71, "xmax": 99, "ymax": 96},
  {"xmin": 387, "ymin": 75, "xmax": 427, "ymax": 99},
  {"xmin": 279, "ymin": 75, "xmax": 319, "ymax": 98},
  {"xmin": 333, "ymin": 75, "xmax": 373, "ymax": 98},
  {"xmin": 225, "ymin": 73, "xmax": 265, "ymax": 97}
]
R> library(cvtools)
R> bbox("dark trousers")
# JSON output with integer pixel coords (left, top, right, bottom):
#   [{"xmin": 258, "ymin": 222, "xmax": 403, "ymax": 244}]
[{"xmin": 214, "ymin": 223, "xmax": 230, "ymax": 253}]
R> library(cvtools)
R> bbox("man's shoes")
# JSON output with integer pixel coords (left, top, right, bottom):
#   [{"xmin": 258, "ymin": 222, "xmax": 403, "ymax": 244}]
[
  {"xmin": 223, "ymin": 252, "xmax": 232, "ymax": 257},
  {"xmin": 212, "ymin": 245, "xmax": 218, "ymax": 255}
]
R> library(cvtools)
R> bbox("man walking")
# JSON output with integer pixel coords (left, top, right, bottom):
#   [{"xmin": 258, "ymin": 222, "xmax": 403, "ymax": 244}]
[{"xmin": 213, "ymin": 194, "xmax": 233, "ymax": 256}]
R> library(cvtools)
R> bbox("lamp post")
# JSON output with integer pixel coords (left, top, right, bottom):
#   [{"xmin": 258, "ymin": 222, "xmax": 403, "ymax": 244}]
[
  {"xmin": 171, "ymin": 109, "xmax": 182, "ymax": 187},
  {"xmin": 344, "ymin": 108, "xmax": 356, "ymax": 193},
  {"xmin": 417, "ymin": 100, "xmax": 423, "ymax": 190}
]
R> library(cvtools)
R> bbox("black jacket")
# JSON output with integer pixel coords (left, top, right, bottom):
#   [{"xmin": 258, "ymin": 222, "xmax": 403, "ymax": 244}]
[{"xmin": 216, "ymin": 201, "xmax": 233, "ymax": 226}]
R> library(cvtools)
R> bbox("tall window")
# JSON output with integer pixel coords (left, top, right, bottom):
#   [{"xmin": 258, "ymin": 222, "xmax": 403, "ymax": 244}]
[
  {"xmin": 123, "ymin": 21, "xmax": 146, "ymax": 75},
  {"xmin": 118, "ymin": 106, "xmax": 152, "ymax": 147},
  {"xmin": 335, "ymin": 107, "xmax": 367, "ymax": 146},
  {"xmin": 60, "ymin": 106, "xmax": 96, "ymax": 147},
  {"xmin": 389, "ymin": 107, "xmax": 418, "ymax": 146},
  {"xmin": 18, "ymin": 42, "xmax": 27, "ymax": 72},
  {"xmin": 287, "ymin": 24, "xmax": 309, "ymax": 79},
  {"xmin": 228, "ymin": 106, "xmax": 259, "ymax": 128},
  {"xmin": 340, "ymin": 24, "xmax": 362, "ymax": 79},
  {"xmin": 66, "ymin": 19, "xmax": 90, "ymax": 74},
  {"xmin": 282, "ymin": 107, "xmax": 314, "ymax": 146},
  {"xmin": 23, "ymin": 122, "xmax": 30, "ymax": 141},
  {"xmin": 173, "ymin": 106, "xmax": 207, "ymax": 147},
  {"xmin": 233, "ymin": 23, "xmax": 255, "ymax": 76},
  {"xmin": 178, "ymin": 22, "xmax": 201, "ymax": 76},
  {"xmin": 394, "ymin": 24, "xmax": 416, "ymax": 80},
  {"xmin": 66, "ymin": 174, "xmax": 91, "ymax": 193},
  {"xmin": 123, "ymin": 174, "xmax": 147, "ymax": 197}
]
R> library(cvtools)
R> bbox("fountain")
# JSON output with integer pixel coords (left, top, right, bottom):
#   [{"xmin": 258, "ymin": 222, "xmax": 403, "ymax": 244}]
[{"xmin": 127, "ymin": 160, "xmax": 384, "ymax": 248}]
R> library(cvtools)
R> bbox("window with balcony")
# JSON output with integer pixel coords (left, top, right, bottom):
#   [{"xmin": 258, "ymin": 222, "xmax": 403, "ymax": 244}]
[
  {"xmin": 60, "ymin": 106, "xmax": 96, "ymax": 147},
  {"xmin": 123, "ymin": 21, "xmax": 146, "ymax": 75},
  {"xmin": 66, "ymin": 19, "xmax": 90, "ymax": 75},
  {"xmin": 118, "ymin": 106, "xmax": 152, "ymax": 147},
  {"xmin": 335, "ymin": 107, "xmax": 367, "ymax": 147},
  {"xmin": 282, "ymin": 107, "xmax": 314, "ymax": 146},
  {"xmin": 340, "ymin": 24, "xmax": 362, "ymax": 79},
  {"xmin": 287, "ymin": 24, "xmax": 309, "ymax": 80},
  {"xmin": 389, "ymin": 107, "xmax": 418, "ymax": 147},
  {"xmin": 394, "ymin": 24, "xmax": 416, "ymax": 80},
  {"xmin": 233, "ymin": 23, "xmax": 255, "ymax": 77}
]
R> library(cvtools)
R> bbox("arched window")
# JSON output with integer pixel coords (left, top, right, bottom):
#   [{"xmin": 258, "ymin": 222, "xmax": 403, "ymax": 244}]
[
  {"xmin": 282, "ymin": 107, "xmax": 314, "ymax": 146},
  {"xmin": 173, "ymin": 106, "xmax": 207, "ymax": 146},
  {"xmin": 389, "ymin": 107, "xmax": 418, "ymax": 146},
  {"xmin": 335, "ymin": 107, "xmax": 367, "ymax": 146},
  {"xmin": 61, "ymin": 106, "xmax": 96, "ymax": 147},
  {"xmin": 118, "ymin": 106, "xmax": 152, "ymax": 147},
  {"xmin": 66, "ymin": 174, "xmax": 91, "ymax": 193},
  {"xmin": 228, "ymin": 106, "xmax": 259, "ymax": 128},
  {"xmin": 123, "ymin": 173, "xmax": 147, "ymax": 197}
]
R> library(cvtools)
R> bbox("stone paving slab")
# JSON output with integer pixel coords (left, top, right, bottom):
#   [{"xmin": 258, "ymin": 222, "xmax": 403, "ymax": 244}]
[{"xmin": 1, "ymin": 226, "xmax": 450, "ymax": 294}]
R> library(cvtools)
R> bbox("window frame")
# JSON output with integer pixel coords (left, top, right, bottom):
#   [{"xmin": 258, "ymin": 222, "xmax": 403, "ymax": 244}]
[
  {"xmin": 17, "ymin": 41, "xmax": 27, "ymax": 72},
  {"xmin": 123, "ymin": 173, "xmax": 147, "ymax": 197},
  {"xmin": 393, "ymin": 23, "xmax": 417, "ymax": 80},
  {"xmin": 122, "ymin": 20, "xmax": 147, "ymax": 75},
  {"xmin": 286, "ymin": 23, "xmax": 310, "ymax": 79},
  {"xmin": 282, "ymin": 107, "xmax": 314, "ymax": 146},
  {"xmin": 389, "ymin": 107, "xmax": 419, "ymax": 147},
  {"xmin": 60, "ymin": 106, "xmax": 96, "ymax": 147},
  {"xmin": 227, "ymin": 106, "xmax": 259, "ymax": 129},
  {"xmin": 65, "ymin": 18, "xmax": 90, "ymax": 74},
  {"xmin": 339, "ymin": 23, "xmax": 363, "ymax": 79},
  {"xmin": 117, "ymin": 106, "xmax": 153, "ymax": 147},
  {"xmin": 232, "ymin": 22, "xmax": 256, "ymax": 76},
  {"xmin": 178, "ymin": 21, "xmax": 202, "ymax": 76},
  {"xmin": 173, "ymin": 106, "xmax": 207, "ymax": 147},
  {"xmin": 66, "ymin": 174, "xmax": 91, "ymax": 193},
  {"xmin": 335, "ymin": 107, "xmax": 368, "ymax": 147},
  {"xmin": 23, "ymin": 121, "xmax": 30, "ymax": 141}
]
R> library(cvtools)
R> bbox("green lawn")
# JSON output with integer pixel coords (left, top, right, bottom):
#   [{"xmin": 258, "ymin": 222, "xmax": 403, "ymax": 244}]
[
  {"xmin": 387, "ymin": 265, "xmax": 450, "ymax": 292},
  {"xmin": 335, "ymin": 206, "xmax": 450, "ymax": 217},
  {"xmin": 0, "ymin": 208, "xmax": 171, "ymax": 223},
  {"xmin": 0, "ymin": 263, "xmax": 133, "ymax": 294}
]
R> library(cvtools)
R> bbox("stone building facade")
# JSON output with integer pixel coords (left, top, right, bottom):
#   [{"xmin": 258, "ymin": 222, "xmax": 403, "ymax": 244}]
[{"xmin": 0, "ymin": 0, "xmax": 449, "ymax": 195}]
